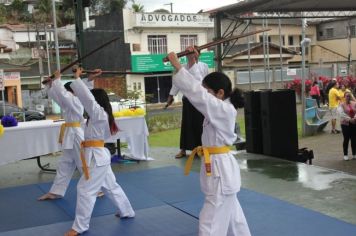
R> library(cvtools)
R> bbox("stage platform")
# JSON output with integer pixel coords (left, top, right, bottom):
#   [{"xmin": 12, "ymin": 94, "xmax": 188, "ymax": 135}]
[{"xmin": 0, "ymin": 164, "xmax": 356, "ymax": 236}]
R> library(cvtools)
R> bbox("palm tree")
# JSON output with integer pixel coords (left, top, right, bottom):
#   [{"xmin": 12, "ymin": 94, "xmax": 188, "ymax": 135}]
[
  {"xmin": 131, "ymin": 0, "xmax": 144, "ymax": 13},
  {"xmin": 33, "ymin": 0, "xmax": 62, "ymax": 25}
]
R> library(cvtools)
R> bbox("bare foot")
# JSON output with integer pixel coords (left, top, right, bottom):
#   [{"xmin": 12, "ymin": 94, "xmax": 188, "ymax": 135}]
[
  {"xmin": 38, "ymin": 192, "xmax": 61, "ymax": 201},
  {"xmin": 115, "ymin": 212, "xmax": 135, "ymax": 219},
  {"xmin": 97, "ymin": 191, "xmax": 105, "ymax": 198},
  {"xmin": 64, "ymin": 229, "xmax": 78, "ymax": 236}
]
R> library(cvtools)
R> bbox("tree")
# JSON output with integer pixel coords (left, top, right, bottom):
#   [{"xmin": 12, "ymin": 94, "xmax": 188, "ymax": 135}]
[
  {"xmin": 153, "ymin": 8, "xmax": 170, "ymax": 14},
  {"xmin": 131, "ymin": 0, "xmax": 144, "ymax": 13},
  {"xmin": 9, "ymin": 0, "xmax": 27, "ymax": 23},
  {"xmin": 0, "ymin": 4, "xmax": 7, "ymax": 24},
  {"xmin": 90, "ymin": 0, "xmax": 128, "ymax": 15}
]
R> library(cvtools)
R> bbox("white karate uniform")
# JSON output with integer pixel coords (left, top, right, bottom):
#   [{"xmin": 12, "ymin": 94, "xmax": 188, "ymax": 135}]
[
  {"xmin": 70, "ymin": 78, "xmax": 135, "ymax": 234},
  {"xmin": 169, "ymin": 62, "xmax": 209, "ymax": 97},
  {"xmin": 173, "ymin": 68, "xmax": 251, "ymax": 236},
  {"xmin": 46, "ymin": 79, "xmax": 84, "ymax": 197}
]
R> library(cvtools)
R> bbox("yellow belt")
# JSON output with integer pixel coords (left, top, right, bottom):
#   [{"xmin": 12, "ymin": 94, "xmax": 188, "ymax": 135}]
[
  {"xmin": 185, "ymin": 146, "xmax": 230, "ymax": 176},
  {"xmin": 58, "ymin": 122, "xmax": 81, "ymax": 144},
  {"xmin": 80, "ymin": 140, "xmax": 105, "ymax": 180}
]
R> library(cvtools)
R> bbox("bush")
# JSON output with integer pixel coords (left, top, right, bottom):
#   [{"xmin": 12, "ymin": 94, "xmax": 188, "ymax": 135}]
[{"xmin": 146, "ymin": 112, "xmax": 181, "ymax": 133}]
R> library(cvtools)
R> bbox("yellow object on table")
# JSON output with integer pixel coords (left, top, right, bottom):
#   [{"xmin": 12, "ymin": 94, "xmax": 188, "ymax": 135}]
[
  {"xmin": 0, "ymin": 124, "xmax": 4, "ymax": 138},
  {"xmin": 113, "ymin": 108, "xmax": 145, "ymax": 118}
]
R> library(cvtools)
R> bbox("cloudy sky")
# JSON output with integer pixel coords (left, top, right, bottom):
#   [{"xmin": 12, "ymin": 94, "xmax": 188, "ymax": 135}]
[{"xmin": 131, "ymin": 0, "xmax": 240, "ymax": 13}]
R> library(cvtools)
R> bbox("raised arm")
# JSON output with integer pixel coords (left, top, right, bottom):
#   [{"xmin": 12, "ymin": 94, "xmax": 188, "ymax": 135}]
[{"xmin": 70, "ymin": 68, "xmax": 107, "ymax": 123}]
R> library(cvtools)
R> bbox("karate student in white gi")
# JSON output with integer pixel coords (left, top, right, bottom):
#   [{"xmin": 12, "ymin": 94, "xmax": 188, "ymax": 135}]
[
  {"xmin": 65, "ymin": 68, "xmax": 134, "ymax": 236},
  {"xmin": 167, "ymin": 51, "xmax": 251, "ymax": 236},
  {"xmin": 165, "ymin": 46, "xmax": 208, "ymax": 159},
  {"xmin": 38, "ymin": 71, "xmax": 85, "ymax": 200}
]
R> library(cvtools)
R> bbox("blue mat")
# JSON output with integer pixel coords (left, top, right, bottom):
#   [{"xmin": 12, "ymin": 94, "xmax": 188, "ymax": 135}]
[
  {"xmin": 115, "ymin": 166, "xmax": 204, "ymax": 204},
  {"xmin": 0, "ymin": 205, "xmax": 198, "ymax": 236},
  {"xmin": 37, "ymin": 180, "xmax": 165, "ymax": 218},
  {"xmin": 0, "ymin": 185, "xmax": 71, "ymax": 232},
  {"xmin": 1, "ymin": 166, "xmax": 356, "ymax": 236},
  {"xmin": 172, "ymin": 188, "xmax": 356, "ymax": 236}
]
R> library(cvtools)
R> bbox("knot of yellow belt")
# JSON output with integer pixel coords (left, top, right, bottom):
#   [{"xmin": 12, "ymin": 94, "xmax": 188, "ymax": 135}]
[
  {"xmin": 184, "ymin": 146, "xmax": 230, "ymax": 176},
  {"xmin": 80, "ymin": 140, "xmax": 105, "ymax": 180},
  {"xmin": 58, "ymin": 122, "xmax": 81, "ymax": 144}
]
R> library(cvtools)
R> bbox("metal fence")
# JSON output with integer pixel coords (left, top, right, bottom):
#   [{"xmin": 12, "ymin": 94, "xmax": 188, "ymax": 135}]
[{"xmin": 236, "ymin": 67, "xmax": 333, "ymax": 85}]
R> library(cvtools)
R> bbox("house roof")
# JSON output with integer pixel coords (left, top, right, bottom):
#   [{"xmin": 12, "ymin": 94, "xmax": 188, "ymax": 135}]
[
  {"xmin": 206, "ymin": 0, "xmax": 356, "ymax": 16},
  {"xmin": 224, "ymin": 42, "xmax": 297, "ymax": 57}
]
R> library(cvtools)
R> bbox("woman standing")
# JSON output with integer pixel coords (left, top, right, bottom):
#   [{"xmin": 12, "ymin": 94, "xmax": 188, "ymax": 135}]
[
  {"xmin": 310, "ymin": 81, "xmax": 321, "ymax": 108},
  {"xmin": 337, "ymin": 91, "xmax": 356, "ymax": 161}
]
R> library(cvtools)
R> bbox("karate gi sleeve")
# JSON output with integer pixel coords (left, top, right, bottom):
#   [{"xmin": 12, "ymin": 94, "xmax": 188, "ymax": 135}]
[
  {"xmin": 46, "ymin": 83, "xmax": 61, "ymax": 106},
  {"xmin": 51, "ymin": 79, "xmax": 83, "ymax": 112},
  {"xmin": 71, "ymin": 78, "xmax": 107, "ymax": 123}
]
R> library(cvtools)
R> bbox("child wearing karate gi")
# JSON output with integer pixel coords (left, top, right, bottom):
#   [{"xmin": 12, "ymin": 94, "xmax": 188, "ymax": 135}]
[
  {"xmin": 167, "ymin": 51, "xmax": 251, "ymax": 236},
  {"xmin": 39, "ymin": 71, "xmax": 85, "ymax": 200},
  {"xmin": 65, "ymin": 68, "xmax": 134, "ymax": 236}
]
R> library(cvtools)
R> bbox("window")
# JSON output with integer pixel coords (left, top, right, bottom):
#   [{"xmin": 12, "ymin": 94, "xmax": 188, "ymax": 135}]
[
  {"xmin": 326, "ymin": 28, "xmax": 334, "ymax": 38},
  {"xmin": 133, "ymin": 82, "xmax": 137, "ymax": 90},
  {"xmin": 350, "ymin": 25, "xmax": 356, "ymax": 37},
  {"xmin": 36, "ymin": 34, "xmax": 46, "ymax": 41},
  {"xmin": 138, "ymin": 82, "xmax": 142, "ymax": 90},
  {"xmin": 288, "ymin": 36, "xmax": 294, "ymax": 45},
  {"xmin": 318, "ymin": 31, "xmax": 323, "ymax": 37},
  {"xmin": 148, "ymin": 35, "xmax": 167, "ymax": 54},
  {"xmin": 281, "ymin": 35, "xmax": 285, "ymax": 45},
  {"xmin": 180, "ymin": 35, "xmax": 198, "ymax": 51}
]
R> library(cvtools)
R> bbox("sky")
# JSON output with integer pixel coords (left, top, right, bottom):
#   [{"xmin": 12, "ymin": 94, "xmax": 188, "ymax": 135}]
[{"xmin": 131, "ymin": 0, "xmax": 240, "ymax": 14}]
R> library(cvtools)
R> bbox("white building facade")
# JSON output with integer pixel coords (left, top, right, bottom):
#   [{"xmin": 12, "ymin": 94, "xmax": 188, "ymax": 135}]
[{"xmin": 123, "ymin": 9, "xmax": 215, "ymax": 103}]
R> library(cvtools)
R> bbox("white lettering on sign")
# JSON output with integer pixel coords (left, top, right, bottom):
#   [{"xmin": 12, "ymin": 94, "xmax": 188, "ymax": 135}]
[{"xmin": 135, "ymin": 13, "xmax": 214, "ymax": 28}]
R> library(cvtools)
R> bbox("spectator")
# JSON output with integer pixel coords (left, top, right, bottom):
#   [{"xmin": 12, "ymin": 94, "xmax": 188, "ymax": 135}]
[
  {"xmin": 318, "ymin": 77, "xmax": 326, "ymax": 106},
  {"xmin": 328, "ymin": 80, "xmax": 341, "ymax": 134},
  {"xmin": 337, "ymin": 91, "xmax": 356, "ymax": 161},
  {"xmin": 310, "ymin": 81, "xmax": 321, "ymax": 108}
]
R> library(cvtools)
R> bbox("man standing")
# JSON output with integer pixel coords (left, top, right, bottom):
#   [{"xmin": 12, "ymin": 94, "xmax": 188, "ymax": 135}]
[
  {"xmin": 329, "ymin": 80, "xmax": 341, "ymax": 134},
  {"xmin": 165, "ymin": 46, "xmax": 209, "ymax": 158}
]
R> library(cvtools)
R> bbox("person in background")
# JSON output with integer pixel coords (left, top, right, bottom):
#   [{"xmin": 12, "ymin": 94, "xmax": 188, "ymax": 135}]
[
  {"xmin": 329, "ymin": 80, "xmax": 341, "ymax": 134},
  {"xmin": 317, "ymin": 77, "xmax": 326, "ymax": 106},
  {"xmin": 165, "ymin": 46, "xmax": 209, "ymax": 159},
  {"xmin": 167, "ymin": 50, "xmax": 251, "ymax": 236},
  {"xmin": 339, "ymin": 84, "xmax": 352, "ymax": 104},
  {"xmin": 337, "ymin": 91, "xmax": 356, "ymax": 161},
  {"xmin": 310, "ymin": 81, "xmax": 321, "ymax": 108}
]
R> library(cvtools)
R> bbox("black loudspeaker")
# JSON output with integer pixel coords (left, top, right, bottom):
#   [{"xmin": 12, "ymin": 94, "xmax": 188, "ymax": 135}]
[
  {"xmin": 260, "ymin": 89, "xmax": 298, "ymax": 160},
  {"xmin": 244, "ymin": 91, "xmax": 263, "ymax": 154}
]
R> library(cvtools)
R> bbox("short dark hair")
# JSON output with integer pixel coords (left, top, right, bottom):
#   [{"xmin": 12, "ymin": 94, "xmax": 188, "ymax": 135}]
[
  {"xmin": 64, "ymin": 82, "xmax": 73, "ymax": 93},
  {"xmin": 202, "ymin": 72, "xmax": 244, "ymax": 109}
]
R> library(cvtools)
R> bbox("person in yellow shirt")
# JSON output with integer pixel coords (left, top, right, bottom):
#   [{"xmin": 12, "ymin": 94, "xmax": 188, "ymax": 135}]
[{"xmin": 329, "ymin": 81, "xmax": 341, "ymax": 134}]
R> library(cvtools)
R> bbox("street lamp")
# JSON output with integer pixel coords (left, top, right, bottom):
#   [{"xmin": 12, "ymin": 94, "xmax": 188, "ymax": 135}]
[
  {"xmin": 164, "ymin": 2, "xmax": 173, "ymax": 13},
  {"xmin": 301, "ymin": 16, "xmax": 311, "ymax": 137}
]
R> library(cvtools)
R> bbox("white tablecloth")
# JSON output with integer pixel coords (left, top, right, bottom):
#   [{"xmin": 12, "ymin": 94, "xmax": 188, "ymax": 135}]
[{"xmin": 0, "ymin": 116, "xmax": 150, "ymax": 166}]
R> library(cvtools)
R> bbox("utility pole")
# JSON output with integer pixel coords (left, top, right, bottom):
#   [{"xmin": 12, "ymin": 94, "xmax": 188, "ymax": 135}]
[
  {"xmin": 164, "ymin": 2, "xmax": 173, "ymax": 13},
  {"xmin": 74, "ymin": 0, "xmax": 85, "ymax": 66},
  {"xmin": 51, "ymin": 0, "xmax": 60, "ymax": 71},
  {"xmin": 36, "ymin": 24, "xmax": 44, "ymax": 85}
]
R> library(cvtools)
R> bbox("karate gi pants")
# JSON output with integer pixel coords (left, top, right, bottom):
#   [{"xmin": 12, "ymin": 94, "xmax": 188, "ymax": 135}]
[
  {"xmin": 72, "ymin": 158, "xmax": 134, "ymax": 233},
  {"xmin": 199, "ymin": 186, "xmax": 251, "ymax": 236},
  {"xmin": 49, "ymin": 140, "xmax": 82, "ymax": 197}
]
